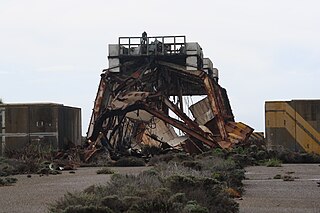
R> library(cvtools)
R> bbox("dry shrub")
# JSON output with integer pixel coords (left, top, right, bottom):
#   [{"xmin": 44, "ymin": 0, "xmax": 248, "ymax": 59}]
[
  {"xmin": 148, "ymin": 153, "xmax": 175, "ymax": 165},
  {"xmin": 0, "ymin": 177, "xmax": 17, "ymax": 186},
  {"xmin": 225, "ymin": 187, "xmax": 241, "ymax": 198},
  {"xmin": 182, "ymin": 160, "xmax": 202, "ymax": 171},
  {"xmin": 148, "ymin": 152, "xmax": 193, "ymax": 166},
  {"xmin": 273, "ymin": 174, "xmax": 282, "ymax": 179},
  {"xmin": 282, "ymin": 175, "xmax": 294, "ymax": 181},
  {"xmin": 50, "ymin": 153, "xmax": 242, "ymax": 213},
  {"xmin": 0, "ymin": 157, "xmax": 40, "ymax": 176},
  {"xmin": 183, "ymin": 201, "xmax": 209, "ymax": 213},
  {"xmin": 265, "ymin": 158, "xmax": 282, "ymax": 167},
  {"xmin": 267, "ymin": 148, "xmax": 320, "ymax": 163},
  {"xmin": 48, "ymin": 192, "xmax": 99, "ymax": 212},
  {"xmin": 50, "ymin": 164, "xmax": 239, "ymax": 212},
  {"xmin": 113, "ymin": 157, "xmax": 146, "ymax": 167},
  {"xmin": 96, "ymin": 168, "xmax": 114, "ymax": 175},
  {"xmin": 61, "ymin": 205, "xmax": 113, "ymax": 213},
  {"xmin": 100, "ymin": 195, "xmax": 125, "ymax": 211}
]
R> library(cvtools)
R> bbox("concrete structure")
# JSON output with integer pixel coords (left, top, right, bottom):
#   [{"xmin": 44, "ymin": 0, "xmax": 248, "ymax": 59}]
[
  {"xmin": 265, "ymin": 100, "xmax": 320, "ymax": 154},
  {"xmin": 0, "ymin": 103, "xmax": 81, "ymax": 156}
]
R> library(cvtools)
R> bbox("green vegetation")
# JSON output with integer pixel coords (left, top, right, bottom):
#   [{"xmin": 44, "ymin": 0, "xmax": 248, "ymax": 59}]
[
  {"xmin": 282, "ymin": 175, "xmax": 294, "ymax": 181},
  {"xmin": 271, "ymin": 150, "xmax": 320, "ymax": 163},
  {"xmin": 0, "ymin": 177, "xmax": 17, "ymax": 186},
  {"xmin": 273, "ymin": 174, "xmax": 282, "ymax": 179},
  {"xmin": 0, "ymin": 157, "xmax": 38, "ymax": 176},
  {"xmin": 96, "ymin": 168, "xmax": 115, "ymax": 175},
  {"xmin": 0, "ymin": 156, "xmax": 62, "ymax": 179},
  {"xmin": 113, "ymin": 157, "xmax": 146, "ymax": 167},
  {"xmin": 265, "ymin": 158, "xmax": 282, "ymax": 167},
  {"xmin": 49, "ymin": 152, "xmax": 242, "ymax": 213}
]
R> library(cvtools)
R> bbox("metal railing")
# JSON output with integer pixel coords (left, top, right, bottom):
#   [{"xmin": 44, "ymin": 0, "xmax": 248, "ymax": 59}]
[{"xmin": 118, "ymin": 35, "xmax": 186, "ymax": 56}]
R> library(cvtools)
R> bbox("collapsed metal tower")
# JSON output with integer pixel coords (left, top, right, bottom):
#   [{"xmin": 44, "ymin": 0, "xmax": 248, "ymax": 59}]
[{"xmin": 86, "ymin": 33, "xmax": 253, "ymax": 160}]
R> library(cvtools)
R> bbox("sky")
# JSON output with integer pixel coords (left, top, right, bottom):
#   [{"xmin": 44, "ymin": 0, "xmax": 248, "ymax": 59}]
[{"xmin": 1, "ymin": 0, "xmax": 319, "ymax": 135}]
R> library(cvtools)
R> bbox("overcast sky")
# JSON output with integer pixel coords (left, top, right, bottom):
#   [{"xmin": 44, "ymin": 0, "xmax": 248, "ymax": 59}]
[{"xmin": 1, "ymin": 0, "xmax": 319, "ymax": 135}]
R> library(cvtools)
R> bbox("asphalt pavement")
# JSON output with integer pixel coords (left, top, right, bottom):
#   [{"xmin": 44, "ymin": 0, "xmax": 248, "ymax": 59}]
[
  {"xmin": 238, "ymin": 164, "xmax": 320, "ymax": 213},
  {"xmin": 0, "ymin": 167, "xmax": 148, "ymax": 213},
  {"xmin": 1, "ymin": 164, "xmax": 319, "ymax": 213}
]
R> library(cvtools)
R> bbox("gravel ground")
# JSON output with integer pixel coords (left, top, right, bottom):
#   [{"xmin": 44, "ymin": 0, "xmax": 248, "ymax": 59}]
[
  {"xmin": 238, "ymin": 164, "xmax": 320, "ymax": 213},
  {"xmin": 1, "ymin": 164, "xmax": 319, "ymax": 213},
  {"xmin": 0, "ymin": 166, "xmax": 149, "ymax": 213}
]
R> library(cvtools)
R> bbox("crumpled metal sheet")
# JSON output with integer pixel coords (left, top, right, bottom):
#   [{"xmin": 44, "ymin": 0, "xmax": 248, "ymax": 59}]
[
  {"xmin": 226, "ymin": 122, "xmax": 254, "ymax": 144},
  {"xmin": 189, "ymin": 97, "xmax": 214, "ymax": 125},
  {"xmin": 111, "ymin": 92, "xmax": 149, "ymax": 110}
]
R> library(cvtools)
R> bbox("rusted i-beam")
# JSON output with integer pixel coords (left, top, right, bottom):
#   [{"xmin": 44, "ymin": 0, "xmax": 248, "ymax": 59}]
[
  {"xmin": 141, "ymin": 104, "xmax": 216, "ymax": 148},
  {"xmin": 90, "ymin": 101, "xmax": 216, "ymax": 149},
  {"xmin": 163, "ymin": 97, "xmax": 204, "ymax": 132},
  {"xmin": 87, "ymin": 75, "xmax": 107, "ymax": 138},
  {"xmin": 203, "ymin": 75, "xmax": 229, "ymax": 141}
]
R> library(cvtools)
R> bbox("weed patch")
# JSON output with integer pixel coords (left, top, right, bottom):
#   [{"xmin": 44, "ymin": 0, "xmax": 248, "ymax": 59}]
[
  {"xmin": 265, "ymin": 158, "xmax": 282, "ymax": 167},
  {"xmin": 0, "ymin": 177, "xmax": 17, "ymax": 186},
  {"xmin": 283, "ymin": 175, "xmax": 294, "ymax": 181},
  {"xmin": 96, "ymin": 168, "xmax": 114, "ymax": 174},
  {"xmin": 50, "ymin": 154, "xmax": 241, "ymax": 213},
  {"xmin": 273, "ymin": 174, "xmax": 282, "ymax": 179},
  {"xmin": 113, "ymin": 157, "xmax": 146, "ymax": 167}
]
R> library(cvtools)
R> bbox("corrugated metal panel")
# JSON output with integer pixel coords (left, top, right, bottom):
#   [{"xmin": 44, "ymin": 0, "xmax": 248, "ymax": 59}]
[
  {"xmin": 189, "ymin": 97, "xmax": 214, "ymax": 125},
  {"xmin": 225, "ymin": 122, "xmax": 254, "ymax": 144},
  {"xmin": 249, "ymin": 132, "xmax": 264, "ymax": 141}
]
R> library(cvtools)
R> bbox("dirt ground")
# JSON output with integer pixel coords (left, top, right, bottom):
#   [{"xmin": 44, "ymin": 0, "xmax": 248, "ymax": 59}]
[
  {"xmin": 1, "ymin": 164, "xmax": 320, "ymax": 213},
  {"xmin": 0, "ymin": 167, "xmax": 149, "ymax": 213},
  {"xmin": 238, "ymin": 164, "xmax": 320, "ymax": 213}
]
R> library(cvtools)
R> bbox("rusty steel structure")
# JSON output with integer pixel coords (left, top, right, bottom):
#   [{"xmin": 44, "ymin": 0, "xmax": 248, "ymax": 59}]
[{"xmin": 86, "ymin": 33, "xmax": 253, "ymax": 160}]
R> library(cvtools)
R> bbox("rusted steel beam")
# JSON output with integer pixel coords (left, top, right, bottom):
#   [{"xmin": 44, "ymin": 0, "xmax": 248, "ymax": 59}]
[
  {"xmin": 95, "ymin": 76, "xmax": 107, "ymax": 115},
  {"xmin": 162, "ymin": 97, "xmax": 204, "ymax": 133},
  {"xmin": 156, "ymin": 60, "xmax": 205, "ymax": 79},
  {"xmin": 88, "ymin": 103, "xmax": 143, "ymax": 142},
  {"xmin": 216, "ymin": 85, "xmax": 234, "ymax": 121},
  {"xmin": 141, "ymin": 104, "xmax": 216, "ymax": 148},
  {"xmin": 87, "ymin": 75, "xmax": 107, "ymax": 138},
  {"xmin": 91, "ymin": 100, "xmax": 216, "ymax": 149},
  {"xmin": 203, "ymin": 75, "xmax": 229, "ymax": 141}
]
